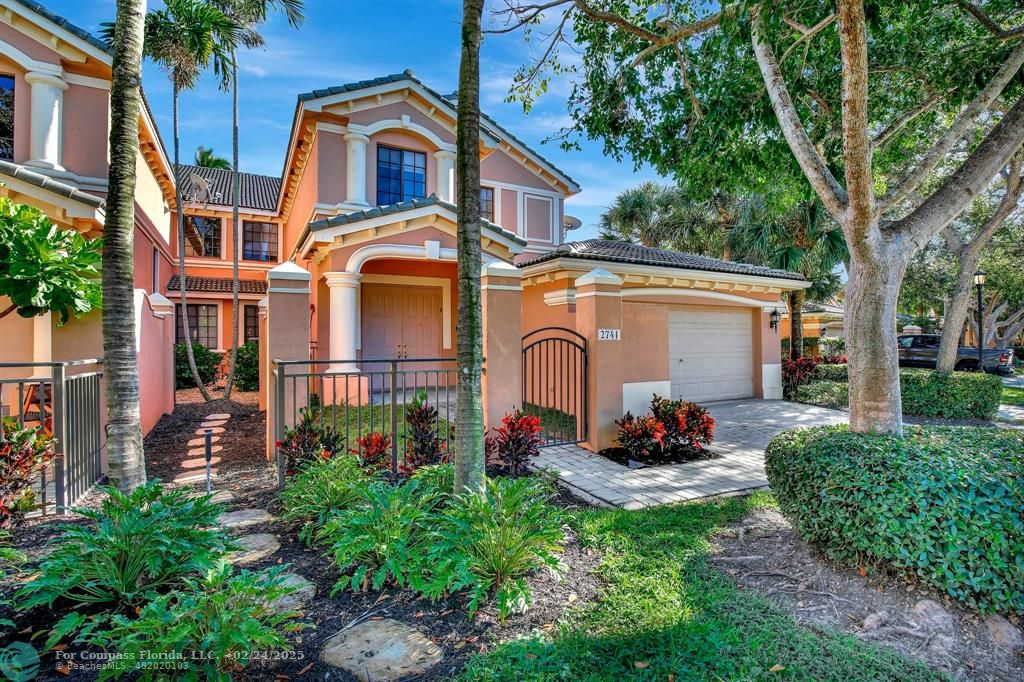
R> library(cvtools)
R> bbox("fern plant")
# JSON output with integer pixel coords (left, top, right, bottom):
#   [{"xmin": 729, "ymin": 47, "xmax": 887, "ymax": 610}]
[
  {"xmin": 18, "ymin": 482, "xmax": 235, "ymax": 609},
  {"xmin": 280, "ymin": 454, "xmax": 370, "ymax": 545}
]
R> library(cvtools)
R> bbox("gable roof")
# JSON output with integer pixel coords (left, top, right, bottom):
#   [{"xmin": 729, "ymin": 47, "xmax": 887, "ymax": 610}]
[
  {"xmin": 176, "ymin": 164, "xmax": 281, "ymax": 212},
  {"xmin": 520, "ymin": 239, "xmax": 805, "ymax": 282},
  {"xmin": 7, "ymin": 0, "xmax": 113, "ymax": 57},
  {"xmin": 297, "ymin": 70, "xmax": 579, "ymax": 194}
]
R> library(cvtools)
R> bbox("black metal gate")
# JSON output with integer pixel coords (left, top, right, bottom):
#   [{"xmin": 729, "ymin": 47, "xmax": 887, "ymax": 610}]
[{"xmin": 522, "ymin": 327, "xmax": 587, "ymax": 446}]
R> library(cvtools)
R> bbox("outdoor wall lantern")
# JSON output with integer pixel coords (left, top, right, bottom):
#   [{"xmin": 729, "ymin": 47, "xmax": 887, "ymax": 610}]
[{"xmin": 769, "ymin": 309, "xmax": 781, "ymax": 332}]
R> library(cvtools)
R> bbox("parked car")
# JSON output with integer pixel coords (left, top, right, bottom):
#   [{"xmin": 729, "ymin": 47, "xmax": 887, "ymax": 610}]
[{"xmin": 897, "ymin": 334, "xmax": 1014, "ymax": 374}]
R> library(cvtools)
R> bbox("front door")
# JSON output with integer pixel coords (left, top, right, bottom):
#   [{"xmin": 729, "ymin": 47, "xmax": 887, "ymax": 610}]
[{"xmin": 361, "ymin": 283, "xmax": 443, "ymax": 360}]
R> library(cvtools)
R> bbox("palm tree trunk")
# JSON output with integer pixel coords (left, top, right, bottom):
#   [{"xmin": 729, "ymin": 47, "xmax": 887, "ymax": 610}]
[
  {"xmin": 788, "ymin": 289, "xmax": 804, "ymax": 360},
  {"xmin": 174, "ymin": 82, "xmax": 212, "ymax": 400},
  {"xmin": 453, "ymin": 0, "xmax": 486, "ymax": 494},
  {"xmin": 104, "ymin": 0, "xmax": 148, "ymax": 491},
  {"xmin": 224, "ymin": 56, "xmax": 241, "ymax": 398}
]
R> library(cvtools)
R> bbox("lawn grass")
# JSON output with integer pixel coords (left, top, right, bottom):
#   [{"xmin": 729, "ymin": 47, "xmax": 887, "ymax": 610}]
[
  {"xmin": 460, "ymin": 493, "xmax": 943, "ymax": 681},
  {"xmin": 311, "ymin": 402, "xmax": 454, "ymax": 452},
  {"xmin": 1001, "ymin": 384, "xmax": 1024, "ymax": 407}
]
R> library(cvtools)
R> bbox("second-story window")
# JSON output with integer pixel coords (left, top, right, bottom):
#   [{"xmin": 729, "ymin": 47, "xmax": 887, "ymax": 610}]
[
  {"xmin": 184, "ymin": 214, "xmax": 221, "ymax": 258},
  {"xmin": 480, "ymin": 187, "xmax": 495, "ymax": 222},
  {"xmin": 377, "ymin": 145, "xmax": 426, "ymax": 206},
  {"xmin": 0, "ymin": 75, "xmax": 14, "ymax": 160},
  {"xmin": 242, "ymin": 220, "xmax": 278, "ymax": 262}
]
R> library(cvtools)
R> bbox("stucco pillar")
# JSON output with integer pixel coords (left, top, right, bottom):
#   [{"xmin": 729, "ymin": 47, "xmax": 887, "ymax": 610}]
[
  {"xmin": 434, "ymin": 150, "xmax": 456, "ymax": 203},
  {"xmin": 575, "ymin": 268, "xmax": 623, "ymax": 452},
  {"xmin": 757, "ymin": 306, "xmax": 785, "ymax": 400},
  {"xmin": 324, "ymin": 271, "xmax": 361, "ymax": 372},
  {"xmin": 344, "ymin": 132, "xmax": 369, "ymax": 206},
  {"xmin": 265, "ymin": 263, "xmax": 311, "ymax": 466},
  {"xmin": 481, "ymin": 261, "xmax": 523, "ymax": 431},
  {"xmin": 257, "ymin": 297, "xmax": 268, "ymax": 411},
  {"xmin": 24, "ymin": 72, "xmax": 67, "ymax": 170}
]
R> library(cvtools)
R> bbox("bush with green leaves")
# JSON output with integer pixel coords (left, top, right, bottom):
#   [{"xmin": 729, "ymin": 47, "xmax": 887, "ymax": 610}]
[
  {"xmin": 409, "ymin": 463, "xmax": 455, "ymax": 502},
  {"xmin": 1, "ymin": 418, "xmax": 57, "ymax": 528},
  {"xmin": 0, "ymin": 530, "xmax": 25, "ymax": 636},
  {"xmin": 794, "ymin": 380, "xmax": 849, "ymax": 409},
  {"xmin": 64, "ymin": 562, "xmax": 304, "ymax": 680},
  {"xmin": 174, "ymin": 342, "xmax": 221, "ymax": 388},
  {"xmin": 280, "ymin": 454, "xmax": 370, "ymax": 545},
  {"xmin": 417, "ymin": 477, "xmax": 565, "ymax": 621},
  {"xmin": 766, "ymin": 425, "xmax": 1024, "ymax": 615},
  {"xmin": 813, "ymin": 363, "xmax": 849, "ymax": 382},
  {"xmin": 818, "ymin": 336, "xmax": 846, "ymax": 357},
  {"xmin": 277, "ymin": 408, "xmax": 346, "ymax": 474},
  {"xmin": 324, "ymin": 480, "xmax": 439, "ymax": 593},
  {"xmin": 18, "ymin": 482, "xmax": 234, "ymax": 609},
  {"xmin": 233, "ymin": 341, "xmax": 260, "ymax": 391}
]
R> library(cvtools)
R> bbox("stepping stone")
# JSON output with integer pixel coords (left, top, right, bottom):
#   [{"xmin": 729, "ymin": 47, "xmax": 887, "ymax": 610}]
[
  {"xmin": 189, "ymin": 490, "xmax": 235, "ymax": 505},
  {"xmin": 227, "ymin": 533, "xmax": 279, "ymax": 565},
  {"xmin": 218, "ymin": 509, "xmax": 274, "ymax": 529},
  {"xmin": 196, "ymin": 426, "xmax": 225, "ymax": 435},
  {"xmin": 200, "ymin": 420, "xmax": 228, "ymax": 429},
  {"xmin": 180, "ymin": 456, "xmax": 222, "ymax": 470},
  {"xmin": 270, "ymin": 573, "xmax": 316, "ymax": 611},
  {"xmin": 187, "ymin": 445, "xmax": 223, "ymax": 457},
  {"xmin": 173, "ymin": 469, "xmax": 217, "ymax": 483},
  {"xmin": 207, "ymin": 413, "xmax": 231, "ymax": 420},
  {"xmin": 187, "ymin": 436, "xmax": 220, "ymax": 447},
  {"xmin": 321, "ymin": 618, "xmax": 442, "ymax": 681}
]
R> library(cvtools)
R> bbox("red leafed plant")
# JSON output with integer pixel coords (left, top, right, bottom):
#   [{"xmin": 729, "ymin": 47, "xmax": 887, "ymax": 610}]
[
  {"xmin": 350, "ymin": 431, "xmax": 391, "ymax": 473},
  {"xmin": 401, "ymin": 391, "xmax": 448, "ymax": 474},
  {"xmin": 615, "ymin": 412, "xmax": 666, "ymax": 461},
  {"xmin": 650, "ymin": 396, "xmax": 715, "ymax": 452},
  {"xmin": 487, "ymin": 409, "xmax": 542, "ymax": 476},
  {"xmin": 782, "ymin": 356, "xmax": 822, "ymax": 398},
  {"xmin": 1, "ymin": 418, "xmax": 57, "ymax": 528}
]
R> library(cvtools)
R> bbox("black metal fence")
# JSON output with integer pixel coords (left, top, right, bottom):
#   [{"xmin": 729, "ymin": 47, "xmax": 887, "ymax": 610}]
[
  {"xmin": 522, "ymin": 327, "xmax": 588, "ymax": 446},
  {"xmin": 273, "ymin": 357, "xmax": 457, "ymax": 485},
  {"xmin": 0, "ymin": 359, "xmax": 105, "ymax": 515}
]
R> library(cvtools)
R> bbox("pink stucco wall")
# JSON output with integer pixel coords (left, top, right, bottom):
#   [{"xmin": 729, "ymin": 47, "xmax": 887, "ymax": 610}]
[
  {"xmin": 317, "ymin": 130, "xmax": 346, "ymax": 206},
  {"xmin": 62, "ymin": 84, "xmax": 110, "ymax": 179}
]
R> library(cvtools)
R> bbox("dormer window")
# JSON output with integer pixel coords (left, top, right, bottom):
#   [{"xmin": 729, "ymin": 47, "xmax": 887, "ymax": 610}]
[
  {"xmin": 183, "ymin": 214, "xmax": 222, "ymax": 258},
  {"xmin": 0, "ymin": 75, "xmax": 14, "ymax": 160},
  {"xmin": 377, "ymin": 145, "xmax": 426, "ymax": 206}
]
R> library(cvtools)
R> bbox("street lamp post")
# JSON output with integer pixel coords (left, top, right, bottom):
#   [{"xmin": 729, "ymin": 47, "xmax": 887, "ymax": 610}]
[{"xmin": 974, "ymin": 270, "xmax": 986, "ymax": 371}]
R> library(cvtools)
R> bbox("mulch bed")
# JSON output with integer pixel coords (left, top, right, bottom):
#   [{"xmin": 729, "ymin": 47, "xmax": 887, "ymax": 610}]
[
  {"xmin": 711, "ymin": 508, "xmax": 1022, "ymax": 681},
  {"xmin": 597, "ymin": 445, "xmax": 718, "ymax": 467}
]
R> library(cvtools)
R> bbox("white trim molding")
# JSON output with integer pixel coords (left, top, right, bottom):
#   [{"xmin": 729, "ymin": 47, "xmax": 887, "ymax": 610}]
[
  {"xmin": 762, "ymin": 363, "xmax": 783, "ymax": 400},
  {"xmin": 622, "ymin": 288, "xmax": 783, "ymax": 309}
]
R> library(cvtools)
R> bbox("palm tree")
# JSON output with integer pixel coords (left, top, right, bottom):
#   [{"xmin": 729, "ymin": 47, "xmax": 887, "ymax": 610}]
[
  {"xmin": 103, "ymin": 0, "xmax": 148, "ymax": 490},
  {"xmin": 138, "ymin": 0, "xmax": 240, "ymax": 400},
  {"xmin": 209, "ymin": 0, "xmax": 304, "ymax": 400},
  {"xmin": 454, "ymin": 0, "xmax": 486, "ymax": 494},
  {"xmin": 194, "ymin": 145, "xmax": 231, "ymax": 169},
  {"xmin": 729, "ymin": 199, "xmax": 848, "ymax": 359}
]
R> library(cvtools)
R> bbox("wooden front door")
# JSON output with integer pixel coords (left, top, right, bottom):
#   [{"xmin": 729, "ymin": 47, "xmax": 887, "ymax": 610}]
[{"xmin": 361, "ymin": 283, "xmax": 443, "ymax": 359}]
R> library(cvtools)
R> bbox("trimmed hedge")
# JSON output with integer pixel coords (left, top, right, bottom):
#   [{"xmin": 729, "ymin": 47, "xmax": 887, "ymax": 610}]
[
  {"xmin": 233, "ymin": 342, "xmax": 260, "ymax": 392},
  {"xmin": 765, "ymin": 425, "xmax": 1024, "ymax": 615},
  {"xmin": 794, "ymin": 366, "xmax": 1001, "ymax": 420}
]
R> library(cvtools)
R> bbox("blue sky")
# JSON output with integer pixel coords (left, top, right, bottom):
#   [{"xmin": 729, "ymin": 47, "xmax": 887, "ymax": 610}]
[{"xmin": 48, "ymin": 0, "xmax": 665, "ymax": 239}]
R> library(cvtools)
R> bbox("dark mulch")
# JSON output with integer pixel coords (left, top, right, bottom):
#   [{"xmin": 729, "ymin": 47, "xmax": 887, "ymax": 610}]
[{"xmin": 597, "ymin": 445, "xmax": 718, "ymax": 467}]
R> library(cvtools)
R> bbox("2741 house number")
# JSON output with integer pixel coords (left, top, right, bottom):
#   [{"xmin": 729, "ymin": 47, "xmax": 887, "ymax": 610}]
[{"xmin": 598, "ymin": 328, "xmax": 621, "ymax": 341}]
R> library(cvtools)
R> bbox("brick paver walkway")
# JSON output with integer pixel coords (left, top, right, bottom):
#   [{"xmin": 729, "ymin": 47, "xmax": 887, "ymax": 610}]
[{"xmin": 534, "ymin": 400, "xmax": 846, "ymax": 509}]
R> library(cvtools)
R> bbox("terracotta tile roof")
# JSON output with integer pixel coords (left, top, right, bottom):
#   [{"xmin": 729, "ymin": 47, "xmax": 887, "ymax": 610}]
[
  {"xmin": 308, "ymin": 194, "xmax": 527, "ymax": 245},
  {"xmin": 0, "ymin": 160, "xmax": 105, "ymax": 209},
  {"xmin": 10, "ymin": 0, "xmax": 113, "ymax": 55},
  {"xmin": 167, "ymin": 275, "xmax": 268, "ymax": 295},
  {"xmin": 519, "ymin": 239, "xmax": 805, "ymax": 281},
  {"xmin": 176, "ymin": 164, "xmax": 281, "ymax": 212}
]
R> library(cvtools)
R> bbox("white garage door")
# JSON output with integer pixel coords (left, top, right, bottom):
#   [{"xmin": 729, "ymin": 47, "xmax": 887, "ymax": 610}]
[{"xmin": 669, "ymin": 307, "xmax": 754, "ymax": 402}]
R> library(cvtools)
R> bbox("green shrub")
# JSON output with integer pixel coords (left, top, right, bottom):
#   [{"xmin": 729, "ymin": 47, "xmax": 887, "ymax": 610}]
[
  {"xmin": 1, "ymin": 418, "xmax": 57, "ymax": 528},
  {"xmin": 818, "ymin": 336, "xmax": 846, "ymax": 358},
  {"xmin": 794, "ymin": 380, "xmax": 849, "ymax": 409},
  {"xmin": 174, "ymin": 342, "xmax": 221, "ymax": 388},
  {"xmin": 75, "ymin": 562, "xmax": 304, "ymax": 680},
  {"xmin": 19, "ymin": 482, "xmax": 234, "ymax": 609},
  {"xmin": 900, "ymin": 368, "xmax": 1002, "ymax": 420},
  {"xmin": 324, "ymin": 480, "xmax": 438, "ymax": 593},
  {"xmin": 402, "ymin": 391, "xmax": 448, "ymax": 472},
  {"xmin": 765, "ymin": 425, "xmax": 1024, "ymax": 615},
  {"xmin": 814, "ymin": 363, "xmax": 849, "ymax": 381},
  {"xmin": 417, "ymin": 477, "xmax": 565, "ymax": 621},
  {"xmin": 233, "ymin": 341, "xmax": 260, "ymax": 392},
  {"xmin": 0, "ymin": 530, "xmax": 25, "ymax": 635},
  {"xmin": 409, "ymin": 463, "xmax": 455, "ymax": 501},
  {"xmin": 280, "ymin": 455, "xmax": 370, "ymax": 545},
  {"xmin": 278, "ymin": 408, "xmax": 346, "ymax": 475}
]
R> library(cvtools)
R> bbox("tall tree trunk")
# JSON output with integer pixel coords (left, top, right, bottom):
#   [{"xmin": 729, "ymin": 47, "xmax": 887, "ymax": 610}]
[
  {"xmin": 104, "ymin": 0, "xmax": 148, "ymax": 491},
  {"xmin": 224, "ymin": 56, "xmax": 241, "ymax": 398},
  {"xmin": 788, "ymin": 289, "xmax": 804, "ymax": 359},
  {"xmin": 175, "ymin": 83, "xmax": 212, "ymax": 400},
  {"xmin": 936, "ymin": 257, "xmax": 981, "ymax": 372},
  {"xmin": 453, "ymin": 0, "xmax": 486, "ymax": 494}
]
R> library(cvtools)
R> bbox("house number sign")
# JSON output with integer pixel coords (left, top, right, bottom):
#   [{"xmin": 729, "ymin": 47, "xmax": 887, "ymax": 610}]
[{"xmin": 598, "ymin": 328, "xmax": 621, "ymax": 341}]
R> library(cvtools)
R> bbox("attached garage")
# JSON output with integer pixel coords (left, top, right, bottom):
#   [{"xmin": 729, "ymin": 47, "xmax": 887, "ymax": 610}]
[{"xmin": 668, "ymin": 306, "xmax": 754, "ymax": 402}]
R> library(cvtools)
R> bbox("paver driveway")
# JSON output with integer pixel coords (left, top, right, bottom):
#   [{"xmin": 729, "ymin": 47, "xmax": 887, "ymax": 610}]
[{"xmin": 535, "ymin": 399, "xmax": 846, "ymax": 509}]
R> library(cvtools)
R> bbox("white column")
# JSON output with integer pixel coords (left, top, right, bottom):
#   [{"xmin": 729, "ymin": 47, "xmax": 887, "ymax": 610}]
[
  {"xmin": 324, "ymin": 271, "xmax": 361, "ymax": 372},
  {"xmin": 343, "ymin": 132, "xmax": 369, "ymax": 207},
  {"xmin": 434, "ymin": 150, "xmax": 455, "ymax": 203},
  {"xmin": 24, "ymin": 72, "xmax": 67, "ymax": 170}
]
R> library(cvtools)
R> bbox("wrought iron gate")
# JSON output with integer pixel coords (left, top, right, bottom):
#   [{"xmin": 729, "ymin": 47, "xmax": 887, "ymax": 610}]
[{"xmin": 521, "ymin": 327, "xmax": 587, "ymax": 446}]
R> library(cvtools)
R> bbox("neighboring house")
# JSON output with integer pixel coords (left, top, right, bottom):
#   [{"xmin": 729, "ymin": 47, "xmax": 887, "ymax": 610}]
[
  {"xmin": 0, "ymin": 0, "xmax": 176, "ymax": 434},
  {"xmin": 779, "ymin": 299, "xmax": 846, "ymax": 342}
]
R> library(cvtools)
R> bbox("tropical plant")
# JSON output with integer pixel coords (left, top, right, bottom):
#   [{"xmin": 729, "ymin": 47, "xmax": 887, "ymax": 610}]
[
  {"xmin": 614, "ymin": 412, "xmax": 666, "ymax": 461},
  {"xmin": 280, "ymin": 454, "xmax": 369, "ymax": 545},
  {"xmin": 417, "ymin": 477, "xmax": 565, "ymax": 621},
  {"xmin": 350, "ymin": 430, "xmax": 391, "ymax": 473},
  {"xmin": 0, "ymin": 531, "xmax": 25, "ymax": 635},
  {"xmin": 18, "ymin": 482, "xmax": 233, "ymax": 609},
  {"xmin": 649, "ymin": 396, "xmax": 715, "ymax": 453},
  {"xmin": 0, "ymin": 199, "xmax": 102, "ymax": 324},
  {"xmin": 324, "ymin": 480, "xmax": 437, "ymax": 593},
  {"xmin": 193, "ymin": 145, "xmax": 231, "ymax": 169},
  {"xmin": 402, "ymin": 391, "xmax": 447, "ymax": 472},
  {"xmin": 277, "ymin": 408, "xmax": 344, "ymax": 474},
  {"xmin": 0, "ymin": 419, "xmax": 57, "ymax": 528},
  {"xmin": 487, "ymin": 408, "xmax": 542, "ymax": 476},
  {"xmin": 409, "ymin": 463, "xmax": 456, "ymax": 504},
  {"xmin": 173, "ymin": 342, "xmax": 221, "ymax": 388},
  {"xmin": 232, "ymin": 341, "xmax": 259, "ymax": 391}
]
